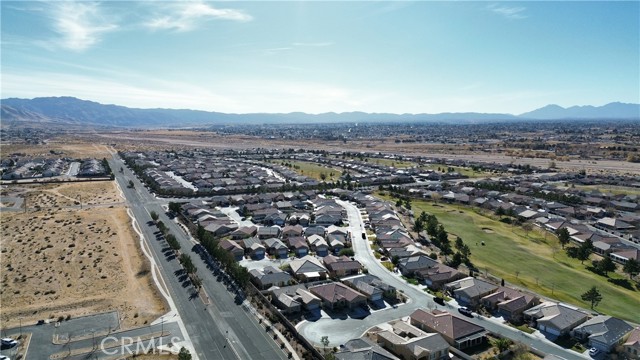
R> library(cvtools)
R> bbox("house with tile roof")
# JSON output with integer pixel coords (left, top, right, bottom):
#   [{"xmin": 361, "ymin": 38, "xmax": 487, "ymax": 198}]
[
  {"xmin": 572, "ymin": 315, "xmax": 633, "ymax": 353},
  {"xmin": 481, "ymin": 287, "xmax": 539, "ymax": 322},
  {"xmin": 523, "ymin": 302, "xmax": 588, "ymax": 337},
  {"xmin": 309, "ymin": 282, "xmax": 367, "ymax": 310},
  {"xmin": 410, "ymin": 309, "xmax": 486, "ymax": 349},
  {"xmin": 622, "ymin": 327, "xmax": 640, "ymax": 359},
  {"xmin": 444, "ymin": 277, "xmax": 499, "ymax": 307}
]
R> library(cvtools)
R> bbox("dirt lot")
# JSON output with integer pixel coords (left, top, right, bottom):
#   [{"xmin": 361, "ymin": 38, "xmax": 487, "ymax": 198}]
[
  {"xmin": 0, "ymin": 181, "xmax": 166, "ymax": 329},
  {"xmin": 1, "ymin": 141, "xmax": 111, "ymax": 159}
]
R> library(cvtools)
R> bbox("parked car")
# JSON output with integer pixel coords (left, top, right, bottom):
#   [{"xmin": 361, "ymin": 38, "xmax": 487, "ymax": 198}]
[
  {"xmin": 1, "ymin": 338, "xmax": 17, "ymax": 347},
  {"xmin": 589, "ymin": 348, "xmax": 600, "ymax": 357},
  {"xmin": 0, "ymin": 355, "xmax": 10, "ymax": 360},
  {"xmin": 458, "ymin": 307, "xmax": 473, "ymax": 317},
  {"xmin": 36, "ymin": 319, "xmax": 46, "ymax": 325},
  {"xmin": 434, "ymin": 297, "xmax": 445, "ymax": 305}
]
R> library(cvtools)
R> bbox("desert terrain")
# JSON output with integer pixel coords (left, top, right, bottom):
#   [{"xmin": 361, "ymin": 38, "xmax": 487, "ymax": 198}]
[{"xmin": 0, "ymin": 180, "xmax": 167, "ymax": 329}]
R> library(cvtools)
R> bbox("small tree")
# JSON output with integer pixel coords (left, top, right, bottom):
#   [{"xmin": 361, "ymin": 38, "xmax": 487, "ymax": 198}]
[
  {"xmin": 320, "ymin": 172, "xmax": 327, "ymax": 181},
  {"xmin": 623, "ymin": 258, "xmax": 640, "ymax": 279},
  {"xmin": 491, "ymin": 337, "xmax": 512, "ymax": 353},
  {"xmin": 556, "ymin": 227, "xmax": 570, "ymax": 249},
  {"xmin": 581, "ymin": 286, "xmax": 602, "ymax": 309},
  {"xmin": 150, "ymin": 211, "xmax": 159, "ymax": 222},
  {"xmin": 321, "ymin": 336, "xmax": 330, "ymax": 353},
  {"xmin": 596, "ymin": 256, "xmax": 616, "ymax": 276},
  {"xmin": 522, "ymin": 223, "xmax": 533, "ymax": 237},
  {"xmin": 169, "ymin": 202, "xmax": 182, "ymax": 214},
  {"xmin": 178, "ymin": 347, "xmax": 192, "ymax": 360}
]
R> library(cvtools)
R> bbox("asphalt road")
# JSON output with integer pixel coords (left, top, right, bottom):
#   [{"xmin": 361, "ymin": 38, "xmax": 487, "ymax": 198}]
[
  {"xmin": 298, "ymin": 199, "xmax": 589, "ymax": 360},
  {"xmin": 109, "ymin": 154, "xmax": 286, "ymax": 360}
]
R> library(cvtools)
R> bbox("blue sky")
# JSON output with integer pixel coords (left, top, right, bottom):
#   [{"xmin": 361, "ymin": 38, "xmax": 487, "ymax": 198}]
[{"xmin": 1, "ymin": 1, "xmax": 638, "ymax": 114}]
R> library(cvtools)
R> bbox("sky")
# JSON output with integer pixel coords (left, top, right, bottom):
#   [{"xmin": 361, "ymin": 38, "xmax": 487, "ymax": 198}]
[{"xmin": 1, "ymin": 1, "xmax": 639, "ymax": 115}]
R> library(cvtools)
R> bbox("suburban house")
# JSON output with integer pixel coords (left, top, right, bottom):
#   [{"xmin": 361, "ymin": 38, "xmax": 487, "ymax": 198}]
[
  {"xmin": 481, "ymin": 287, "xmax": 539, "ymax": 322},
  {"xmin": 328, "ymin": 236, "xmax": 345, "ymax": 254},
  {"xmin": 230, "ymin": 225, "xmax": 257, "ymax": 240},
  {"xmin": 242, "ymin": 237, "xmax": 265, "ymax": 259},
  {"xmin": 323, "ymin": 255, "xmax": 362, "ymax": 278},
  {"xmin": 307, "ymin": 234, "xmax": 329, "ymax": 256},
  {"xmin": 335, "ymin": 337, "xmax": 399, "ymax": 360},
  {"xmin": 263, "ymin": 238, "xmax": 289, "ymax": 259},
  {"xmin": 287, "ymin": 236, "xmax": 309, "ymax": 257},
  {"xmin": 610, "ymin": 248, "xmax": 640, "ymax": 265},
  {"xmin": 273, "ymin": 293, "xmax": 302, "ymax": 314},
  {"xmin": 289, "ymin": 255, "xmax": 328, "ymax": 281},
  {"xmin": 270, "ymin": 284, "xmax": 321, "ymax": 312},
  {"xmin": 309, "ymin": 282, "xmax": 367, "ymax": 310},
  {"xmin": 571, "ymin": 316, "xmax": 633, "ymax": 353},
  {"xmin": 249, "ymin": 266, "xmax": 293, "ymax": 289},
  {"xmin": 257, "ymin": 226, "xmax": 281, "ymax": 239},
  {"xmin": 622, "ymin": 327, "xmax": 640, "ymax": 359},
  {"xmin": 342, "ymin": 274, "xmax": 396, "ymax": 301},
  {"xmin": 305, "ymin": 226, "xmax": 326, "ymax": 237},
  {"xmin": 219, "ymin": 239, "xmax": 244, "ymax": 261},
  {"xmin": 523, "ymin": 302, "xmax": 589, "ymax": 337},
  {"xmin": 204, "ymin": 222, "xmax": 238, "ymax": 238},
  {"xmin": 444, "ymin": 277, "xmax": 499, "ymax": 307},
  {"xmin": 410, "ymin": 309, "xmax": 486, "ymax": 349},
  {"xmin": 374, "ymin": 320, "xmax": 450, "ymax": 360},
  {"xmin": 282, "ymin": 224, "xmax": 304, "ymax": 238},
  {"xmin": 416, "ymin": 263, "xmax": 464, "ymax": 290},
  {"xmin": 397, "ymin": 255, "xmax": 439, "ymax": 277}
]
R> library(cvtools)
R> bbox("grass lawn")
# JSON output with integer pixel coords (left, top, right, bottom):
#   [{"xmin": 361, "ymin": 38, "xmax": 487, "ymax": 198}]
[
  {"xmin": 368, "ymin": 157, "xmax": 417, "ymax": 168},
  {"xmin": 286, "ymin": 161, "xmax": 343, "ymax": 181},
  {"xmin": 418, "ymin": 164, "xmax": 496, "ymax": 178},
  {"xmin": 381, "ymin": 195, "xmax": 640, "ymax": 322}
]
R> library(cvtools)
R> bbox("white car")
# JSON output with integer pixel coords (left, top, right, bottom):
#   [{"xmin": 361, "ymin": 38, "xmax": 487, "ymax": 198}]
[
  {"xmin": 0, "ymin": 338, "xmax": 17, "ymax": 347},
  {"xmin": 0, "ymin": 355, "xmax": 10, "ymax": 360},
  {"xmin": 589, "ymin": 348, "xmax": 600, "ymax": 356}
]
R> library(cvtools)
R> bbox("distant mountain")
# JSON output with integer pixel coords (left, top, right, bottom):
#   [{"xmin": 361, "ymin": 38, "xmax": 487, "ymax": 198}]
[
  {"xmin": 1, "ymin": 96, "xmax": 637, "ymax": 128},
  {"xmin": 519, "ymin": 102, "xmax": 640, "ymax": 120}
]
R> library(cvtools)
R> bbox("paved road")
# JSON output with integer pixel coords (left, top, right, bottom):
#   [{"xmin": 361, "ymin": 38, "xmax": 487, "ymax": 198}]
[
  {"xmin": 298, "ymin": 200, "xmax": 589, "ymax": 360},
  {"xmin": 109, "ymin": 154, "xmax": 286, "ymax": 360}
]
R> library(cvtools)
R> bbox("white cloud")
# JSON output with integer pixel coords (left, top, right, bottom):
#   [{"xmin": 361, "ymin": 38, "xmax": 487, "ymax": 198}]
[
  {"xmin": 488, "ymin": 4, "xmax": 527, "ymax": 20},
  {"xmin": 146, "ymin": 1, "xmax": 252, "ymax": 32},
  {"xmin": 49, "ymin": 1, "xmax": 118, "ymax": 51}
]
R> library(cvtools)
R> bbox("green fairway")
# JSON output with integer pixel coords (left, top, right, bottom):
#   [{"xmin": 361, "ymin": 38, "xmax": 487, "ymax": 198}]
[
  {"xmin": 391, "ymin": 196, "xmax": 640, "ymax": 322},
  {"xmin": 418, "ymin": 164, "xmax": 497, "ymax": 178},
  {"xmin": 369, "ymin": 157, "xmax": 417, "ymax": 168},
  {"xmin": 286, "ymin": 160, "xmax": 343, "ymax": 181}
]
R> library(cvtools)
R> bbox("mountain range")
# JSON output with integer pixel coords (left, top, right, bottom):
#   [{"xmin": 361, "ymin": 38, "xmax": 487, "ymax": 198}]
[{"xmin": 1, "ymin": 96, "xmax": 638, "ymax": 128}]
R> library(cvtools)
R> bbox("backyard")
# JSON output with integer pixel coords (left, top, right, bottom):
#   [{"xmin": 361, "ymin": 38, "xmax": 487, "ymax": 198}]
[{"xmin": 408, "ymin": 199, "xmax": 639, "ymax": 322}]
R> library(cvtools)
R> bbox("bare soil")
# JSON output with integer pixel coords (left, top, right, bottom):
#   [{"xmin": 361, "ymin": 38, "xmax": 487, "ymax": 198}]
[{"xmin": 0, "ymin": 181, "xmax": 166, "ymax": 329}]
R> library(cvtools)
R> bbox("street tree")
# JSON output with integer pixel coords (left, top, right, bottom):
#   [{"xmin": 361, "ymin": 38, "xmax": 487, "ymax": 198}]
[
  {"xmin": 581, "ymin": 286, "xmax": 603, "ymax": 309},
  {"xmin": 321, "ymin": 336, "xmax": 330, "ymax": 353},
  {"xmin": 150, "ymin": 211, "xmax": 159, "ymax": 222}
]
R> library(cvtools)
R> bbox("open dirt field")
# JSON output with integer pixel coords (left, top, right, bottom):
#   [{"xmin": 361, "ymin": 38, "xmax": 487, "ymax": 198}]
[
  {"xmin": 0, "ymin": 181, "xmax": 166, "ymax": 329},
  {"xmin": 1, "ymin": 141, "xmax": 112, "ymax": 159},
  {"xmin": 90, "ymin": 131, "xmax": 640, "ymax": 175}
]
